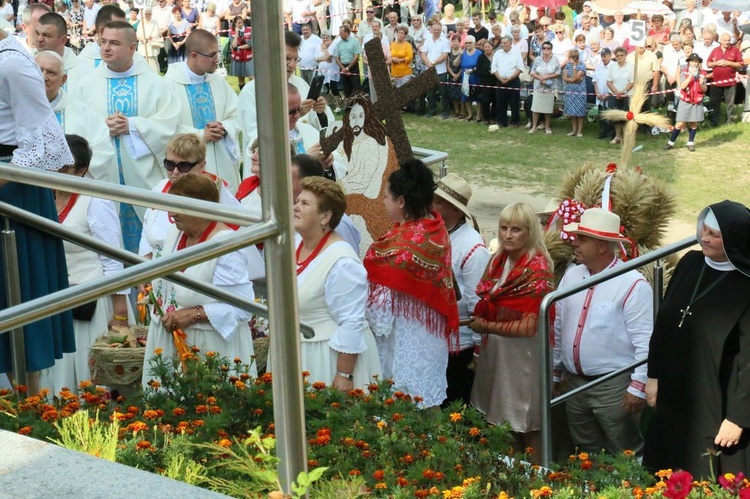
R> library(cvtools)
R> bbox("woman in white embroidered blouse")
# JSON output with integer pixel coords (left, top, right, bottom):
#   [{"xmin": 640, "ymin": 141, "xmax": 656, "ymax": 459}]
[
  {"xmin": 142, "ymin": 173, "xmax": 256, "ymax": 385},
  {"xmin": 292, "ymin": 176, "xmax": 381, "ymax": 391}
]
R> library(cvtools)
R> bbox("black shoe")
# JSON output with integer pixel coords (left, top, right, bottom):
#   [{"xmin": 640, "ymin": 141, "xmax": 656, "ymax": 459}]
[
  {"xmin": 687, "ymin": 144, "xmax": 696, "ymax": 152},
  {"xmin": 664, "ymin": 143, "xmax": 674, "ymax": 150}
]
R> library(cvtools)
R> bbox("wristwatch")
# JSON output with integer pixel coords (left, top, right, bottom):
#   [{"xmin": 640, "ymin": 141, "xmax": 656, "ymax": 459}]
[{"xmin": 336, "ymin": 371, "xmax": 354, "ymax": 381}]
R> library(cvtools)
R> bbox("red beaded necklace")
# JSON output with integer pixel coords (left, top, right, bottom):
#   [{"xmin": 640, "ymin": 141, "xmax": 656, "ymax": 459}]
[
  {"xmin": 57, "ymin": 193, "xmax": 79, "ymax": 223},
  {"xmin": 296, "ymin": 230, "xmax": 333, "ymax": 275},
  {"xmin": 176, "ymin": 221, "xmax": 218, "ymax": 251}
]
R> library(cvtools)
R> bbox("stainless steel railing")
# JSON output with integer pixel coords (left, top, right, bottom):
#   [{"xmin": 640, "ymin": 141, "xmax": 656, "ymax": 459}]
[{"xmin": 537, "ymin": 235, "xmax": 698, "ymax": 467}]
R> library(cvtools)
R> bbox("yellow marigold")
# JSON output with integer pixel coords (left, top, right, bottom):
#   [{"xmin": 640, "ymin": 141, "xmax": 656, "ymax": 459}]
[
  {"xmin": 531, "ymin": 486, "xmax": 553, "ymax": 498},
  {"xmin": 153, "ymin": 348, "xmax": 163, "ymax": 355},
  {"xmin": 429, "ymin": 487, "xmax": 440, "ymax": 495},
  {"xmin": 377, "ymin": 421, "xmax": 387, "ymax": 429},
  {"xmin": 462, "ymin": 477, "xmax": 480, "ymax": 487},
  {"xmin": 656, "ymin": 469, "xmax": 673, "ymax": 480},
  {"xmin": 644, "ymin": 487, "xmax": 656, "ymax": 495},
  {"xmin": 375, "ymin": 483, "xmax": 387, "ymax": 490},
  {"xmin": 442, "ymin": 486, "xmax": 465, "ymax": 498},
  {"xmin": 218, "ymin": 439, "xmax": 232, "ymax": 448},
  {"xmin": 497, "ymin": 493, "xmax": 510, "ymax": 499},
  {"xmin": 449, "ymin": 412, "xmax": 462, "ymax": 422},
  {"xmin": 577, "ymin": 452, "xmax": 589, "ymax": 461},
  {"xmin": 723, "ymin": 473, "xmax": 736, "ymax": 482}
]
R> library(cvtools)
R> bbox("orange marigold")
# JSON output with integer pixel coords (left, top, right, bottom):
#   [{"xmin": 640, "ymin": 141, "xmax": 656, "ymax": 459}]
[
  {"xmin": 449, "ymin": 412, "xmax": 462, "ymax": 422},
  {"xmin": 218, "ymin": 439, "xmax": 232, "ymax": 448},
  {"xmin": 143, "ymin": 410, "xmax": 159, "ymax": 420},
  {"xmin": 136, "ymin": 440, "xmax": 152, "ymax": 450},
  {"xmin": 78, "ymin": 381, "xmax": 92, "ymax": 390},
  {"xmin": 373, "ymin": 469, "xmax": 385, "ymax": 480},
  {"xmin": 153, "ymin": 348, "xmax": 163, "ymax": 355},
  {"xmin": 210, "ymin": 405, "xmax": 222, "ymax": 414},
  {"xmin": 312, "ymin": 382, "xmax": 326, "ymax": 390},
  {"xmin": 234, "ymin": 380, "xmax": 246, "ymax": 390},
  {"xmin": 18, "ymin": 426, "xmax": 32, "ymax": 435},
  {"xmin": 348, "ymin": 469, "xmax": 362, "ymax": 476},
  {"xmin": 395, "ymin": 476, "xmax": 408, "ymax": 487},
  {"xmin": 173, "ymin": 407, "xmax": 186, "ymax": 416},
  {"xmin": 375, "ymin": 483, "xmax": 387, "ymax": 490},
  {"xmin": 469, "ymin": 427, "xmax": 481, "ymax": 437},
  {"xmin": 195, "ymin": 405, "xmax": 209, "ymax": 414},
  {"xmin": 41, "ymin": 409, "xmax": 58, "ymax": 422}
]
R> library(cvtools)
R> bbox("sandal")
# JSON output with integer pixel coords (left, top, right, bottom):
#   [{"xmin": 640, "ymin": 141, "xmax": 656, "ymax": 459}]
[
  {"xmin": 610, "ymin": 137, "xmax": 621, "ymax": 144},
  {"xmin": 466, "ymin": 116, "xmax": 474, "ymax": 122}
]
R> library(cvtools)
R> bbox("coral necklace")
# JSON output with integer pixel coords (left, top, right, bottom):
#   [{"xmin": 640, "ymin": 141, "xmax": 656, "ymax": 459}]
[
  {"xmin": 296, "ymin": 231, "xmax": 333, "ymax": 275},
  {"xmin": 57, "ymin": 193, "xmax": 79, "ymax": 223},
  {"xmin": 176, "ymin": 221, "xmax": 217, "ymax": 251}
]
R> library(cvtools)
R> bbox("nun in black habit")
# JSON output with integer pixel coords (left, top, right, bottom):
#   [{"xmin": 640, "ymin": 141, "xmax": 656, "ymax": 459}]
[{"xmin": 644, "ymin": 200, "xmax": 750, "ymax": 477}]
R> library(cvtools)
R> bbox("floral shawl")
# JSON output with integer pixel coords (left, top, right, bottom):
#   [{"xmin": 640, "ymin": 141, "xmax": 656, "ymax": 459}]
[
  {"xmin": 364, "ymin": 212, "xmax": 459, "ymax": 345},
  {"xmin": 474, "ymin": 250, "xmax": 553, "ymax": 324}
]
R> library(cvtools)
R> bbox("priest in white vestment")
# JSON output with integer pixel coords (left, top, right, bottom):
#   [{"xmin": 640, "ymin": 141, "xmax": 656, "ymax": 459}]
[
  {"xmin": 163, "ymin": 30, "xmax": 242, "ymax": 192},
  {"xmin": 70, "ymin": 21, "xmax": 179, "ymax": 253},
  {"xmin": 237, "ymin": 29, "xmax": 334, "ymax": 168},
  {"xmin": 36, "ymin": 51, "xmax": 115, "ymax": 183},
  {"xmin": 35, "ymin": 12, "xmax": 80, "ymax": 82}
]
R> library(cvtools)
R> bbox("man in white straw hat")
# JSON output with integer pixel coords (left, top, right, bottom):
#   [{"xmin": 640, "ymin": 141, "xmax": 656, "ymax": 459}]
[
  {"xmin": 432, "ymin": 173, "xmax": 490, "ymax": 406},
  {"xmin": 552, "ymin": 207, "xmax": 654, "ymax": 455}
]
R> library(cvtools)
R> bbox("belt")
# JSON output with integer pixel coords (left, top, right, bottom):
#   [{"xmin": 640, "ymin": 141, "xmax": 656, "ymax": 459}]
[
  {"xmin": 565, "ymin": 369, "xmax": 611, "ymax": 382},
  {"xmin": 0, "ymin": 143, "xmax": 17, "ymax": 157}
]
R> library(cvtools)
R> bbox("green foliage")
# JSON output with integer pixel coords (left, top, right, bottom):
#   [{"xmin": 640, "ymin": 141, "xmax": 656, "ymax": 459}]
[{"xmin": 50, "ymin": 410, "xmax": 118, "ymax": 462}]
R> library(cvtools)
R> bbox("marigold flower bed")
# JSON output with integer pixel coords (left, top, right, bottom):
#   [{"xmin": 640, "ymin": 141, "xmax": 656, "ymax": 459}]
[{"xmin": 1, "ymin": 350, "xmax": 748, "ymax": 498}]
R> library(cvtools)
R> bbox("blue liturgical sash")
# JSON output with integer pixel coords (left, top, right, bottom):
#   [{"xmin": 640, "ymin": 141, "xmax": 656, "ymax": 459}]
[
  {"xmin": 54, "ymin": 109, "xmax": 65, "ymax": 130},
  {"xmin": 185, "ymin": 82, "xmax": 216, "ymax": 130},
  {"xmin": 107, "ymin": 76, "xmax": 142, "ymax": 254}
]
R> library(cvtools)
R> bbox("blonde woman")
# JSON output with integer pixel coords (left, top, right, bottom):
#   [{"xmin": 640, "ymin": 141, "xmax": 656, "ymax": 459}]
[{"xmin": 469, "ymin": 202, "xmax": 553, "ymax": 463}]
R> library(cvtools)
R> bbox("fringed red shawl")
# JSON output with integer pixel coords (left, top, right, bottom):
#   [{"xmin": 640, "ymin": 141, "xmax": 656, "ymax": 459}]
[
  {"xmin": 474, "ymin": 251, "xmax": 553, "ymax": 324},
  {"xmin": 364, "ymin": 212, "xmax": 459, "ymax": 346}
]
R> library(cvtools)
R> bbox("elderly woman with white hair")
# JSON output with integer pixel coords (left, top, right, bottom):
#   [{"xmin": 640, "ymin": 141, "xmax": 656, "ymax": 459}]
[
  {"xmin": 645, "ymin": 200, "xmax": 750, "ymax": 478},
  {"xmin": 459, "ymin": 35, "xmax": 482, "ymax": 120}
]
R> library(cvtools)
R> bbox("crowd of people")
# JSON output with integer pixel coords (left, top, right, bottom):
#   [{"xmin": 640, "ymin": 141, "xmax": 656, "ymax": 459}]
[{"xmin": 0, "ymin": 0, "xmax": 749, "ymax": 478}]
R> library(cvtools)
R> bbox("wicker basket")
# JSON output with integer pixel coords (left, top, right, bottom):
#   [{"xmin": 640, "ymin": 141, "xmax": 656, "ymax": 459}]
[{"xmin": 89, "ymin": 326, "xmax": 149, "ymax": 386}]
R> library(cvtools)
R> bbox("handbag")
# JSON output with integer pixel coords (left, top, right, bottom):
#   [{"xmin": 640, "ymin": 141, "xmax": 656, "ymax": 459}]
[
  {"xmin": 461, "ymin": 72, "xmax": 470, "ymax": 97},
  {"xmin": 72, "ymin": 300, "xmax": 97, "ymax": 321}
]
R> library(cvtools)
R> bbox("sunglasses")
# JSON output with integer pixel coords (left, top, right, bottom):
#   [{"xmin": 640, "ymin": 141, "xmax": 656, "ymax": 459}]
[
  {"xmin": 288, "ymin": 107, "xmax": 303, "ymax": 116},
  {"xmin": 555, "ymin": 31, "xmax": 564, "ymax": 34},
  {"xmin": 163, "ymin": 158, "xmax": 200, "ymax": 173}
]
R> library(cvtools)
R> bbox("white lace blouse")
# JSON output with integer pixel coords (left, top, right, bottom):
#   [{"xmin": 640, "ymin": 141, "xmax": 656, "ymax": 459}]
[{"xmin": 0, "ymin": 36, "xmax": 73, "ymax": 170}]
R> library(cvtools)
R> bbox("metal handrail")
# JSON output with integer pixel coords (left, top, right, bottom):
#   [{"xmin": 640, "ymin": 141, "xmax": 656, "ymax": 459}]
[
  {"xmin": 413, "ymin": 146, "xmax": 449, "ymax": 177},
  {"xmin": 0, "ymin": 216, "xmax": 278, "ymax": 334},
  {"xmin": 551, "ymin": 358, "xmax": 647, "ymax": 406},
  {"xmin": 538, "ymin": 235, "xmax": 699, "ymax": 467},
  {"xmin": 0, "ymin": 201, "xmax": 316, "ymax": 339},
  {"xmin": 0, "ymin": 163, "xmax": 261, "ymax": 226}
]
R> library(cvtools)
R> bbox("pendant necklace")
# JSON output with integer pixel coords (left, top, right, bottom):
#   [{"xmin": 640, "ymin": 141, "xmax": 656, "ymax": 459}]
[{"xmin": 678, "ymin": 265, "xmax": 728, "ymax": 328}]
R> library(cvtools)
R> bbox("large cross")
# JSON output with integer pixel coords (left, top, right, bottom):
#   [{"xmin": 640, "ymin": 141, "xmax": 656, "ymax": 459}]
[{"xmin": 320, "ymin": 37, "xmax": 439, "ymax": 158}]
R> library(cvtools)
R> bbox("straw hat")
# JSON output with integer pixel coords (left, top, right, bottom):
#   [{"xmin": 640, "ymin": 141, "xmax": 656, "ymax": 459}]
[
  {"xmin": 434, "ymin": 173, "xmax": 479, "ymax": 231},
  {"xmin": 562, "ymin": 207, "xmax": 627, "ymax": 242}
]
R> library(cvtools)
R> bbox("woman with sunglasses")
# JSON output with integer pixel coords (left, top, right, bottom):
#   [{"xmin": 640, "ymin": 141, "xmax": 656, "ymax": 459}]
[
  {"xmin": 138, "ymin": 133, "xmax": 242, "ymax": 260},
  {"xmin": 529, "ymin": 41, "xmax": 560, "ymax": 134}
]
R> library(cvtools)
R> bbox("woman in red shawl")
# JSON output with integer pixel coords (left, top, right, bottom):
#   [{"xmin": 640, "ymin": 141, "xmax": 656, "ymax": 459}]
[
  {"xmin": 364, "ymin": 160, "xmax": 459, "ymax": 409},
  {"xmin": 469, "ymin": 202, "xmax": 553, "ymax": 461}
]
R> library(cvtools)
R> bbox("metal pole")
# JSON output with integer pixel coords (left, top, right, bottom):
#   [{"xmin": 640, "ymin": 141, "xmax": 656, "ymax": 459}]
[
  {"xmin": 0, "ymin": 163, "xmax": 261, "ymax": 226},
  {"xmin": 538, "ymin": 294, "xmax": 553, "ymax": 468},
  {"xmin": 254, "ymin": 1, "xmax": 308, "ymax": 493},
  {"xmin": 0, "ymin": 201, "xmax": 315, "ymax": 339},
  {"xmin": 550, "ymin": 358, "xmax": 647, "ymax": 406},
  {"xmin": 653, "ymin": 259, "xmax": 663, "ymax": 316},
  {"xmin": 1, "ymin": 218, "xmax": 27, "ymax": 387}
]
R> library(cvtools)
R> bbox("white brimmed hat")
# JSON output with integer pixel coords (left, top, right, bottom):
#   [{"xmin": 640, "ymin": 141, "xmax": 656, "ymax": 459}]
[
  {"xmin": 435, "ymin": 173, "xmax": 479, "ymax": 231},
  {"xmin": 562, "ymin": 207, "xmax": 627, "ymax": 242}
]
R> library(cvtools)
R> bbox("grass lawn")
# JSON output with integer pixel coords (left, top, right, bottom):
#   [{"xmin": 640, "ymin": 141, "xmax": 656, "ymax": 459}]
[{"xmin": 401, "ymin": 110, "xmax": 750, "ymax": 224}]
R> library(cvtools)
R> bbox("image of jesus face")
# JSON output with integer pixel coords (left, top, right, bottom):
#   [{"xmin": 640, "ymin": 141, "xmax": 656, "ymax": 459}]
[{"xmin": 349, "ymin": 103, "xmax": 365, "ymax": 135}]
